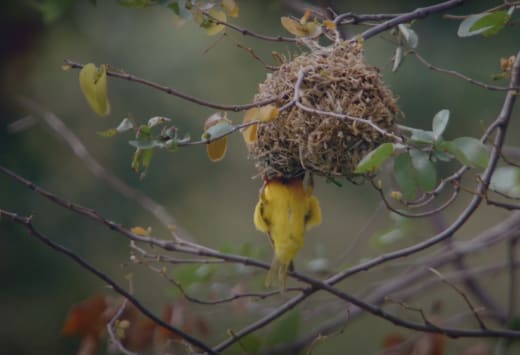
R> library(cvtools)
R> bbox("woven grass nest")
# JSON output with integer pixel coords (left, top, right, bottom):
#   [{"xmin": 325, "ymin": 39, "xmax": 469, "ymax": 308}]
[{"xmin": 248, "ymin": 41, "xmax": 400, "ymax": 181}]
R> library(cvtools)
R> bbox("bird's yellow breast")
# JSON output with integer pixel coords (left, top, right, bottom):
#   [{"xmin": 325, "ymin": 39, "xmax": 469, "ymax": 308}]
[{"xmin": 254, "ymin": 178, "xmax": 321, "ymax": 266}]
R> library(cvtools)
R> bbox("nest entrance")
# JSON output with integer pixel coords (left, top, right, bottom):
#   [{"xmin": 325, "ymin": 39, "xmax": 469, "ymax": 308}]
[{"xmin": 249, "ymin": 42, "xmax": 400, "ymax": 181}]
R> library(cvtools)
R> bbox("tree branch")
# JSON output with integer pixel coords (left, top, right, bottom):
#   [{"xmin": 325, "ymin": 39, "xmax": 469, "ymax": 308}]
[
  {"xmin": 0, "ymin": 208, "xmax": 216, "ymax": 354},
  {"xmin": 63, "ymin": 59, "xmax": 280, "ymax": 112}
]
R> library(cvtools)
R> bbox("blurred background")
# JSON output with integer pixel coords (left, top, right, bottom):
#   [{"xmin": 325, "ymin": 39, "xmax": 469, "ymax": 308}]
[{"xmin": 1, "ymin": 1, "xmax": 519, "ymax": 354}]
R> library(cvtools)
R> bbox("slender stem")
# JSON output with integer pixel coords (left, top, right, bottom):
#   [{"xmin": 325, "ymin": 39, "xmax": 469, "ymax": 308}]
[
  {"xmin": 0, "ymin": 209, "xmax": 216, "ymax": 355},
  {"xmin": 359, "ymin": 0, "xmax": 465, "ymax": 41},
  {"xmin": 64, "ymin": 59, "xmax": 279, "ymax": 112}
]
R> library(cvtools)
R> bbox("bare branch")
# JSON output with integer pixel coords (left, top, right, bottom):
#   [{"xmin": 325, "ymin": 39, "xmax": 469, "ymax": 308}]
[
  {"xmin": 409, "ymin": 50, "xmax": 519, "ymax": 91},
  {"xmin": 358, "ymin": 0, "xmax": 465, "ymax": 41},
  {"xmin": 428, "ymin": 267, "xmax": 488, "ymax": 330},
  {"xmin": 16, "ymin": 97, "xmax": 194, "ymax": 243},
  {"xmin": 63, "ymin": 59, "xmax": 280, "ymax": 112},
  {"xmin": 0, "ymin": 208, "xmax": 216, "ymax": 354}
]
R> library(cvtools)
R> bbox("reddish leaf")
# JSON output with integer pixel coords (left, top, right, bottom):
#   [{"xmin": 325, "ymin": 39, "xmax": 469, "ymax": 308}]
[{"xmin": 62, "ymin": 296, "xmax": 108, "ymax": 337}]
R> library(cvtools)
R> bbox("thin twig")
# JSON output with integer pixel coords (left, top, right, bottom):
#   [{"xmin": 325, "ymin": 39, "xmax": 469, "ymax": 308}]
[
  {"xmin": 215, "ymin": 48, "xmax": 520, "ymax": 351},
  {"xmin": 107, "ymin": 299, "xmax": 137, "ymax": 355},
  {"xmin": 443, "ymin": 1, "xmax": 520, "ymax": 19},
  {"xmin": 409, "ymin": 51, "xmax": 519, "ymax": 91},
  {"xmin": 0, "ymin": 209, "xmax": 216, "ymax": 354},
  {"xmin": 428, "ymin": 267, "xmax": 488, "ymax": 330},
  {"xmin": 358, "ymin": 0, "xmax": 465, "ymax": 41},
  {"xmin": 508, "ymin": 236, "xmax": 519, "ymax": 323},
  {"xmin": 63, "ymin": 59, "xmax": 279, "ymax": 112},
  {"xmin": 16, "ymin": 97, "xmax": 193, "ymax": 243},
  {"xmin": 292, "ymin": 68, "xmax": 402, "ymax": 142}
]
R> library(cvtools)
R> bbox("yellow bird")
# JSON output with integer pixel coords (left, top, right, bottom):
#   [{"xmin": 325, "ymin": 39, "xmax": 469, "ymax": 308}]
[{"xmin": 254, "ymin": 177, "xmax": 322, "ymax": 290}]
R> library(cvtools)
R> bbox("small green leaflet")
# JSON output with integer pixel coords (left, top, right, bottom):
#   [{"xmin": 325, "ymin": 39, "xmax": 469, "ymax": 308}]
[
  {"xmin": 98, "ymin": 118, "xmax": 134, "ymax": 137},
  {"xmin": 440, "ymin": 137, "xmax": 489, "ymax": 168},
  {"xmin": 397, "ymin": 24, "xmax": 418, "ymax": 49},
  {"xmin": 392, "ymin": 46, "xmax": 404, "ymax": 72},
  {"xmin": 147, "ymin": 116, "xmax": 171, "ymax": 128},
  {"xmin": 410, "ymin": 149, "xmax": 438, "ymax": 191},
  {"xmin": 354, "ymin": 143, "xmax": 395, "ymax": 173},
  {"xmin": 458, "ymin": 11, "xmax": 510, "ymax": 37},
  {"xmin": 201, "ymin": 121, "xmax": 234, "ymax": 141},
  {"xmin": 409, "ymin": 128, "xmax": 434, "ymax": 144},
  {"xmin": 394, "ymin": 153, "xmax": 417, "ymax": 200},
  {"xmin": 432, "ymin": 109, "xmax": 449, "ymax": 141},
  {"xmin": 490, "ymin": 166, "xmax": 520, "ymax": 198},
  {"xmin": 131, "ymin": 147, "xmax": 153, "ymax": 179}
]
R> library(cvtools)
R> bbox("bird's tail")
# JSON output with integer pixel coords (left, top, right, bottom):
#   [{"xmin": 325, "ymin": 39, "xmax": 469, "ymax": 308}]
[{"xmin": 265, "ymin": 257, "xmax": 289, "ymax": 292}]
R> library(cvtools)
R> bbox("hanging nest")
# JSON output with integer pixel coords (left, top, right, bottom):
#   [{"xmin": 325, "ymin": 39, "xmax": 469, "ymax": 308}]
[{"xmin": 247, "ymin": 41, "xmax": 401, "ymax": 181}]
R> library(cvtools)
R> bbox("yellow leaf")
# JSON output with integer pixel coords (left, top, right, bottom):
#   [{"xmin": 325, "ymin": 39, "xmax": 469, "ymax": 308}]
[
  {"xmin": 300, "ymin": 9, "xmax": 311, "ymax": 24},
  {"xmin": 130, "ymin": 226, "xmax": 151, "ymax": 236},
  {"xmin": 258, "ymin": 105, "xmax": 279, "ymax": 122},
  {"xmin": 323, "ymin": 20, "xmax": 336, "ymax": 31},
  {"xmin": 203, "ymin": 113, "xmax": 231, "ymax": 162},
  {"xmin": 281, "ymin": 16, "xmax": 319, "ymax": 37},
  {"xmin": 281, "ymin": 16, "xmax": 307, "ymax": 37},
  {"xmin": 207, "ymin": 136, "xmax": 228, "ymax": 162},
  {"xmin": 390, "ymin": 191, "xmax": 402, "ymax": 201},
  {"xmin": 241, "ymin": 107, "xmax": 259, "ymax": 144},
  {"xmin": 203, "ymin": 8, "xmax": 226, "ymax": 36},
  {"xmin": 241, "ymin": 105, "xmax": 278, "ymax": 144},
  {"xmin": 79, "ymin": 63, "xmax": 111, "ymax": 116},
  {"xmin": 222, "ymin": 0, "xmax": 239, "ymax": 18}
]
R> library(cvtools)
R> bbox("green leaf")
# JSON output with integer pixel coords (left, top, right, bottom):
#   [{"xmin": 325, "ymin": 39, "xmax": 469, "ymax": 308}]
[
  {"xmin": 131, "ymin": 147, "xmax": 153, "ymax": 178},
  {"xmin": 398, "ymin": 24, "xmax": 418, "ymax": 48},
  {"xmin": 432, "ymin": 109, "xmax": 450, "ymax": 141},
  {"xmin": 354, "ymin": 143, "xmax": 395, "ymax": 173},
  {"xmin": 409, "ymin": 128, "xmax": 434, "ymax": 144},
  {"xmin": 410, "ymin": 149, "xmax": 438, "ymax": 191},
  {"xmin": 449, "ymin": 137, "xmax": 489, "ymax": 168},
  {"xmin": 490, "ymin": 166, "xmax": 520, "ymax": 198},
  {"xmin": 147, "ymin": 116, "xmax": 171, "ymax": 128},
  {"xmin": 129, "ymin": 140, "xmax": 162, "ymax": 149},
  {"xmin": 394, "ymin": 153, "xmax": 417, "ymax": 200},
  {"xmin": 202, "ymin": 121, "xmax": 234, "ymax": 141},
  {"xmin": 392, "ymin": 46, "xmax": 404, "ymax": 72},
  {"xmin": 266, "ymin": 311, "xmax": 300, "ymax": 346},
  {"xmin": 98, "ymin": 117, "xmax": 134, "ymax": 136},
  {"xmin": 431, "ymin": 149, "xmax": 453, "ymax": 163},
  {"xmin": 458, "ymin": 11, "xmax": 510, "ymax": 37},
  {"xmin": 472, "ymin": 11, "xmax": 509, "ymax": 37}
]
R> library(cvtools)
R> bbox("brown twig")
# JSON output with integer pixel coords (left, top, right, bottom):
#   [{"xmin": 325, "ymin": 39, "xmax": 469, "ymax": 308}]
[
  {"xmin": 63, "ymin": 59, "xmax": 279, "ymax": 112},
  {"xmin": 0, "ymin": 208, "xmax": 216, "ymax": 354},
  {"xmin": 408, "ymin": 50, "xmax": 519, "ymax": 91},
  {"xmin": 428, "ymin": 267, "xmax": 488, "ymax": 330},
  {"xmin": 16, "ymin": 97, "xmax": 194, "ymax": 243}
]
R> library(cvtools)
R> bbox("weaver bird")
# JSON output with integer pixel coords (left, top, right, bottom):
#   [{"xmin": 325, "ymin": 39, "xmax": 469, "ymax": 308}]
[{"xmin": 254, "ymin": 176, "xmax": 322, "ymax": 290}]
